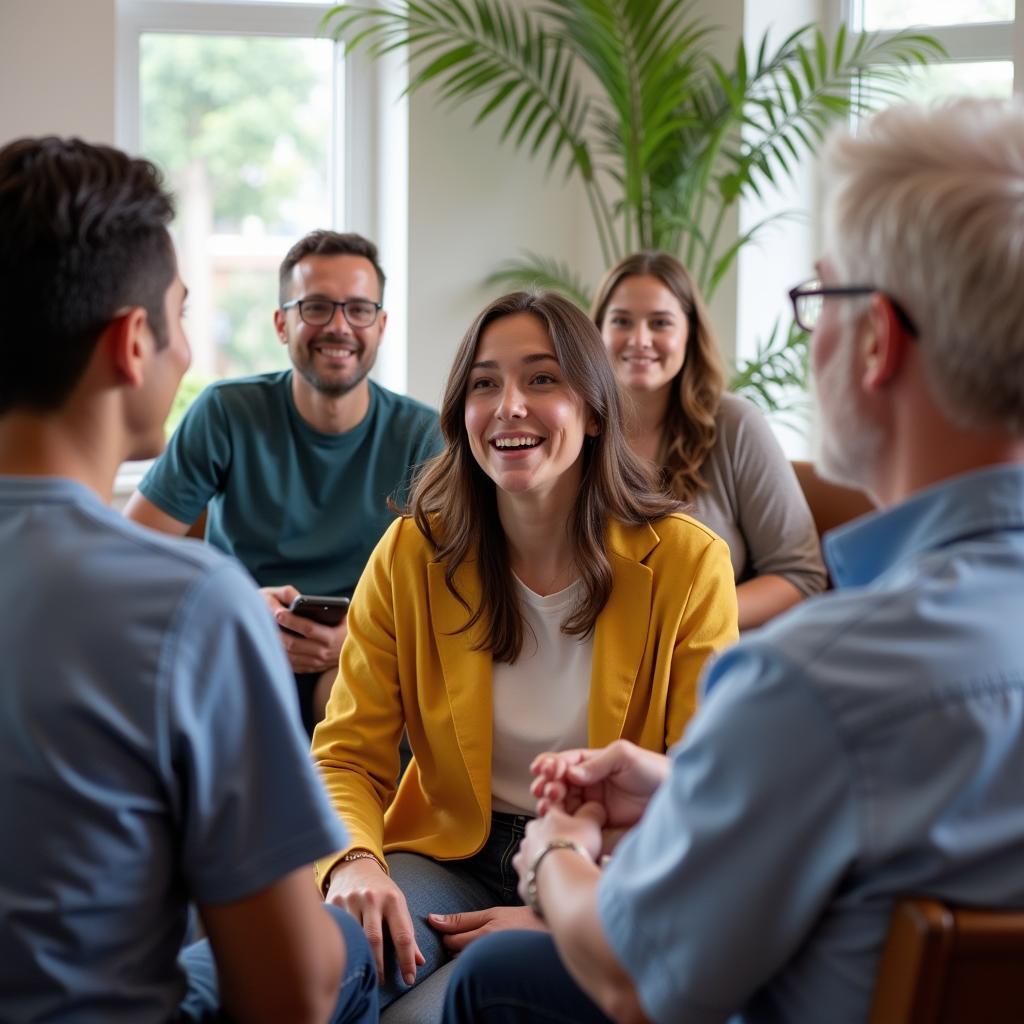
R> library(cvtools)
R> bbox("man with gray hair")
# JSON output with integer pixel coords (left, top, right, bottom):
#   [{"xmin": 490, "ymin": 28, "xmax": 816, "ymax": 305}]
[{"xmin": 442, "ymin": 97, "xmax": 1024, "ymax": 1023}]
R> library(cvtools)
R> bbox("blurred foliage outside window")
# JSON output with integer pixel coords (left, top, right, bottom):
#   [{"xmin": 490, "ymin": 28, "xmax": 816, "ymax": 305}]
[
  {"xmin": 140, "ymin": 33, "xmax": 335, "ymax": 436},
  {"xmin": 857, "ymin": 58, "xmax": 1013, "ymax": 115},
  {"xmin": 860, "ymin": 0, "xmax": 1013, "ymax": 29},
  {"xmin": 878, "ymin": 59, "xmax": 1013, "ymax": 101}
]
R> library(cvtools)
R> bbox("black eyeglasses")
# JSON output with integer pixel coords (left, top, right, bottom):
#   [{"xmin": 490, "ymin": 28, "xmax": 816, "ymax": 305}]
[
  {"xmin": 788, "ymin": 279, "xmax": 918, "ymax": 336},
  {"xmin": 281, "ymin": 297, "xmax": 383, "ymax": 329}
]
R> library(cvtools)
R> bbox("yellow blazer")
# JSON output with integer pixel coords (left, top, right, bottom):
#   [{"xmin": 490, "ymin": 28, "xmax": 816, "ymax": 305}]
[{"xmin": 312, "ymin": 513, "xmax": 737, "ymax": 890}]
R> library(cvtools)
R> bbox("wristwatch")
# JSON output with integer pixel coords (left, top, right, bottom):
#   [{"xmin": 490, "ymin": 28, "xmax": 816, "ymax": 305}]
[{"xmin": 524, "ymin": 839, "xmax": 592, "ymax": 920}]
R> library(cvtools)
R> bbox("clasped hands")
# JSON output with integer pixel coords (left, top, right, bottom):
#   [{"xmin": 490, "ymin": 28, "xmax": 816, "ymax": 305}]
[
  {"xmin": 512, "ymin": 739, "xmax": 671, "ymax": 907},
  {"xmin": 326, "ymin": 739, "xmax": 669, "ymax": 988},
  {"xmin": 438, "ymin": 741, "xmax": 670, "ymax": 953}
]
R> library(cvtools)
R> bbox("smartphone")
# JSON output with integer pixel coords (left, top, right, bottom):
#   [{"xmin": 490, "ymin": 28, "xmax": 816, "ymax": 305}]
[{"xmin": 286, "ymin": 594, "xmax": 350, "ymax": 627}]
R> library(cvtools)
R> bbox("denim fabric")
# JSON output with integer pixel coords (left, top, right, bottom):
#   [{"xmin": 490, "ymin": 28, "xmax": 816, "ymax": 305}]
[
  {"xmin": 177, "ymin": 904, "xmax": 377, "ymax": 1023},
  {"xmin": 443, "ymin": 930, "xmax": 612, "ymax": 1023},
  {"xmin": 380, "ymin": 812, "xmax": 530, "ymax": 1010}
]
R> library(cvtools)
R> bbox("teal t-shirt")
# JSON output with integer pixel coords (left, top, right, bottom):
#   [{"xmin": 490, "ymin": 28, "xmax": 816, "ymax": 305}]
[{"xmin": 139, "ymin": 371, "xmax": 442, "ymax": 597}]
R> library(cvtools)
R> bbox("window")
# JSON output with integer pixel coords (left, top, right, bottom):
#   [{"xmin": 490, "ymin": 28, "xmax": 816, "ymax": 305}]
[
  {"xmin": 116, "ymin": 0, "xmax": 409, "ymax": 489},
  {"xmin": 741, "ymin": 1, "xmax": 1019, "ymax": 458},
  {"xmin": 119, "ymin": 2, "xmax": 343, "ymax": 439},
  {"xmin": 842, "ymin": 0, "xmax": 1017, "ymax": 102},
  {"xmin": 857, "ymin": 1, "xmax": 1013, "ymax": 31}
]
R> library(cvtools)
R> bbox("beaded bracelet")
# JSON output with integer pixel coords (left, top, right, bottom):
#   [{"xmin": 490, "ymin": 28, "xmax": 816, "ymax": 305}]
[{"xmin": 341, "ymin": 849, "xmax": 386, "ymax": 873}]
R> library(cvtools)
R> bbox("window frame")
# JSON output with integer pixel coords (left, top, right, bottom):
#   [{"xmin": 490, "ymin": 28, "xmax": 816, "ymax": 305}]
[
  {"xmin": 830, "ymin": 0, "xmax": 1024, "ymax": 82},
  {"xmin": 116, "ymin": 0, "xmax": 408, "ymax": 394},
  {"xmin": 116, "ymin": 2, "xmax": 345, "ymax": 202},
  {"xmin": 113, "ymin": 0, "xmax": 410, "ymax": 495}
]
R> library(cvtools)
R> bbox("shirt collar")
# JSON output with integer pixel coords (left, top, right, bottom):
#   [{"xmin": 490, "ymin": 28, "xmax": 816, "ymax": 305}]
[
  {"xmin": 0, "ymin": 475, "xmax": 105, "ymax": 509},
  {"xmin": 824, "ymin": 463, "xmax": 1024, "ymax": 589}
]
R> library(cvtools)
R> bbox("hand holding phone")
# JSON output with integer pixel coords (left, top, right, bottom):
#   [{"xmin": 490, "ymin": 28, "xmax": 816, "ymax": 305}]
[
  {"xmin": 260, "ymin": 587, "xmax": 350, "ymax": 674},
  {"xmin": 287, "ymin": 594, "xmax": 350, "ymax": 627}
]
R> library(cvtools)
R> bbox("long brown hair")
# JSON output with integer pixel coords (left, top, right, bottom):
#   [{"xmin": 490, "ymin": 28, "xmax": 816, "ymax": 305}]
[
  {"xmin": 592, "ymin": 252, "xmax": 725, "ymax": 502},
  {"xmin": 408, "ymin": 290, "xmax": 681, "ymax": 664}
]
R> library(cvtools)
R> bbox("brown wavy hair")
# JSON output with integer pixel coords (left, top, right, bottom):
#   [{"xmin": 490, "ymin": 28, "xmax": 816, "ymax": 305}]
[
  {"xmin": 408, "ymin": 290, "xmax": 681, "ymax": 663},
  {"xmin": 592, "ymin": 252, "xmax": 725, "ymax": 502}
]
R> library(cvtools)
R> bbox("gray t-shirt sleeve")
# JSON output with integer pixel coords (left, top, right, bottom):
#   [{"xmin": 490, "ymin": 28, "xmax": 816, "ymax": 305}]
[
  {"xmin": 597, "ymin": 645, "xmax": 859, "ymax": 1024},
  {"xmin": 158, "ymin": 563, "xmax": 347, "ymax": 905},
  {"xmin": 138, "ymin": 386, "xmax": 231, "ymax": 527},
  {"xmin": 693, "ymin": 394, "xmax": 827, "ymax": 595}
]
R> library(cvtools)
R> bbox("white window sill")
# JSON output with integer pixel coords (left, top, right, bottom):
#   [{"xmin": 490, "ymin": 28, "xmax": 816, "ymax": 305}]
[{"xmin": 112, "ymin": 459, "xmax": 153, "ymax": 509}]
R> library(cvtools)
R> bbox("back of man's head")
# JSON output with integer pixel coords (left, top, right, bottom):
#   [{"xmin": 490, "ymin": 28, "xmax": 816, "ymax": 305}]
[
  {"xmin": 278, "ymin": 229, "xmax": 386, "ymax": 304},
  {"xmin": 823, "ymin": 98, "xmax": 1024, "ymax": 436},
  {"xmin": 0, "ymin": 137, "xmax": 175, "ymax": 416}
]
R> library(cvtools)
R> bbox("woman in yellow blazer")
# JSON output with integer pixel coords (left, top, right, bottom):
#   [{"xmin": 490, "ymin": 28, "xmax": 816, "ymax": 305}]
[{"xmin": 312, "ymin": 290, "xmax": 738, "ymax": 1012}]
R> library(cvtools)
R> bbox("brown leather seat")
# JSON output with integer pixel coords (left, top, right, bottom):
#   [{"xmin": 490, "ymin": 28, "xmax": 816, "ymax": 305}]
[
  {"xmin": 790, "ymin": 459, "xmax": 875, "ymax": 538},
  {"xmin": 869, "ymin": 898, "xmax": 1024, "ymax": 1024},
  {"xmin": 187, "ymin": 507, "xmax": 208, "ymax": 540}
]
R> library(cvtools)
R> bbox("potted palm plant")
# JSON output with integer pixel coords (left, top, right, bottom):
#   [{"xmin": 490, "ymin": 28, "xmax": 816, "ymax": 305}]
[{"xmin": 324, "ymin": 0, "xmax": 941, "ymax": 412}]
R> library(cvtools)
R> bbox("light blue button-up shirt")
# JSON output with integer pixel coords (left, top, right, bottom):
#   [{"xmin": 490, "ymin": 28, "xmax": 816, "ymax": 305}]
[
  {"xmin": 599, "ymin": 464, "xmax": 1024, "ymax": 1024},
  {"xmin": 0, "ymin": 478, "xmax": 348, "ymax": 1022}
]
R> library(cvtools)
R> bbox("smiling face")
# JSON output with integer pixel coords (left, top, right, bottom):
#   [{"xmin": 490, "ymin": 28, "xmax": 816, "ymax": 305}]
[
  {"xmin": 600, "ymin": 274, "xmax": 689, "ymax": 396},
  {"xmin": 464, "ymin": 312, "xmax": 595, "ymax": 505},
  {"xmin": 274, "ymin": 253, "xmax": 386, "ymax": 399}
]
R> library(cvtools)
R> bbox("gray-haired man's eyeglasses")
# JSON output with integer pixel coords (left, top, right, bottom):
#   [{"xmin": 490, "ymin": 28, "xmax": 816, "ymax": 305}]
[
  {"xmin": 788, "ymin": 279, "xmax": 917, "ymax": 336},
  {"xmin": 281, "ymin": 297, "xmax": 383, "ymax": 329}
]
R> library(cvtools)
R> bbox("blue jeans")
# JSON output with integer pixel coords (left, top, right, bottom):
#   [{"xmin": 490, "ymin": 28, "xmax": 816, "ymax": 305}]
[
  {"xmin": 443, "ymin": 930, "xmax": 614, "ymax": 1023},
  {"xmin": 380, "ymin": 811, "xmax": 530, "ymax": 1010},
  {"xmin": 177, "ymin": 904, "xmax": 377, "ymax": 1023}
]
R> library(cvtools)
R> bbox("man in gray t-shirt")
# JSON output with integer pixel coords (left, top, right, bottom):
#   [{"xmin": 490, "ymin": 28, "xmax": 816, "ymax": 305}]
[{"xmin": 0, "ymin": 137, "xmax": 375, "ymax": 1023}]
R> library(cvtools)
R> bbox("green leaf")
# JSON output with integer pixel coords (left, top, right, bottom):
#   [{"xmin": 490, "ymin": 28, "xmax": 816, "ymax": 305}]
[
  {"xmin": 729, "ymin": 319, "xmax": 810, "ymax": 419},
  {"xmin": 485, "ymin": 252, "xmax": 592, "ymax": 309},
  {"xmin": 325, "ymin": 1, "xmax": 944, "ymax": 423}
]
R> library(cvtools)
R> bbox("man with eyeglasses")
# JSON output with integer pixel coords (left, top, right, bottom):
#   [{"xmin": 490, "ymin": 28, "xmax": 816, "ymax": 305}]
[
  {"xmin": 127, "ymin": 230, "xmax": 441, "ymax": 734},
  {"xmin": 442, "ymin": 98, "xmax": 1024, "ymax": 1024}
]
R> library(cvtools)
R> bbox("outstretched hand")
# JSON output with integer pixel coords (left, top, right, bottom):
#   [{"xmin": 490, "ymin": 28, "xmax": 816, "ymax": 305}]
[
  {"xmin": 325, "ymin": 857, "xmax": 425, "ymax": 987},
  {"xmin": 427, "ymin": 905, "xmax": 546, "ymax": 953}
]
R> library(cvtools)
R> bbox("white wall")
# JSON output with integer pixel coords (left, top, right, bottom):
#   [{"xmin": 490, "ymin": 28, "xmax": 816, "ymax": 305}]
[
  {"xmin": 0, "ymin": 0, "xmax": 116, "ymax": 145},
  {"xmin": 405, "ymin": 89, "xmax": 602, "ymax": 408}
]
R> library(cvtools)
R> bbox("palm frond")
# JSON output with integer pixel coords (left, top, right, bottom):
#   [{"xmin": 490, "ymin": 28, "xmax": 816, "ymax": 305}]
[
  {"xmin": 729, "ymin": 319, "xmax": 809, "ymax": 415},
  {"xmin": 705, "ymin": 208, "xmax": 802, "ymax": 295},
  {"xmin": 542, "ymin": 0, "xmax": 714, "ymax": 248},
  {"xmin": 322, "ymin": 0, "xmax": 594, "ymax": 183},
  {"xmin": 484, "ymin": 252, "xmax": 593, "ymax": 309},
  {"xmin": 719, "ymin": 27, "xmax": 946, "ymax": 202}
]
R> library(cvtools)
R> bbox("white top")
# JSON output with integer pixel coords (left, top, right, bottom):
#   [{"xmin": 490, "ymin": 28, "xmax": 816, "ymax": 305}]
[{"xmin": 490, "ymin": 577, "xmax": 593, "ymax": 815}]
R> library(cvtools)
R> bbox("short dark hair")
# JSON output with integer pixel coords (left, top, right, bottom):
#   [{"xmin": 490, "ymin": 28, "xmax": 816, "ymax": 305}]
[
  {"xmin": 0, "ymin": 136, "xmax": 176, "ymax": 415},
  {"xmin": 278, "ymin": 230, "xmax": 386, "ymax": 305}
]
